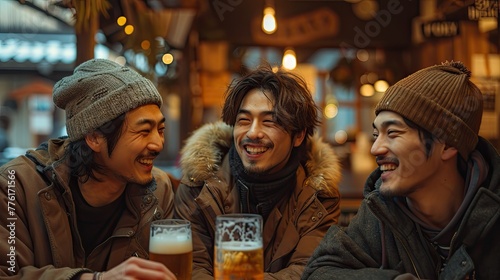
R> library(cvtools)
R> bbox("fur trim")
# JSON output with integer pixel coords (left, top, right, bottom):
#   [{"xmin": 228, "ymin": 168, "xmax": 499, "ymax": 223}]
[{"xmin": 179, "ymin": 122, "xmax": 341, "ymax": 197}]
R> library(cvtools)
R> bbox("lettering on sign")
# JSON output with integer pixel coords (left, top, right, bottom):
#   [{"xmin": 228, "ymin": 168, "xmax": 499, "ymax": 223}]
[
  {"xmin": 421, "ymin": 20, "xmax": 460, "ymax": 38},
  {"xmin": 252, "ymin": 9, "xmax": 339, "ymax": 46},
  {"xmin": 468, "ymin": 0, "xmax": 498, "ymax": 20}
]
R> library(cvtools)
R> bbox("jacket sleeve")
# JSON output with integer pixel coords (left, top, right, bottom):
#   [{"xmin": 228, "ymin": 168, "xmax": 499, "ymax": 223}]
[
  {"xmin": 301, "ymin": 201, "xmax": 402, "ymax": 280},
  {"xmin": 173, "ymin": 182, "xmax": 214, "ymax": 280},
  {"xmin": 0, "ymin": 159, "xmax": 90, "ymax": 279},
  {"xmin": 265, "ymin": 194, "xmax": 341, "ymax": 280}
]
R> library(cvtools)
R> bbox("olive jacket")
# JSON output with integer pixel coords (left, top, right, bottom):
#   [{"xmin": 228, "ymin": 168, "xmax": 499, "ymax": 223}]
[
  {"xmin": 302, "ymin": 137, "xmax": 500, "ymax": 280},
  {"xmin": 174, "ymin": 122, "xmax": 342, "ymax": 279},
  {"xmin": 0, "ymin": 138, "xmax": 174, "ymax": 279}
]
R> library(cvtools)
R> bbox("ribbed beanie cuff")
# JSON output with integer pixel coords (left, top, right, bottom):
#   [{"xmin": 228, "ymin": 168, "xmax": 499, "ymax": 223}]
[{"xmin": 375, "ymin": 61, "xmax": 483, "ymax": 159}]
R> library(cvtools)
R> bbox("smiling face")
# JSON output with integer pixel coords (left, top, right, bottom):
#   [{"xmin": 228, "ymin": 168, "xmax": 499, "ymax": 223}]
[
  {"xmin": 371, "ymin": 111, "xmax": 446, "ymax": 197},
  {"xmin": 233, "ymin": 89, "xmax": 305, "ymax": 175},
  {"xmin": 92, "ymin": 104, "xmax": 165, "ymax": 186}
]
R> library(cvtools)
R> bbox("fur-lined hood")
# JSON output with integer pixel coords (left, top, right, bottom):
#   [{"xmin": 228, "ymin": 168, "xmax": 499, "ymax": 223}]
[{"xmin": 179, "ymin": 122, "xmax": 341, "ymax": 197}]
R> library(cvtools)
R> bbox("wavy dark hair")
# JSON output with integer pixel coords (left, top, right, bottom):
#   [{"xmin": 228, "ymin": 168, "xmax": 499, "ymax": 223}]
[
  {"xmin": 66, "ymin": 113, "xmax": 126, "ymax": 183},
  {"xmin": 221, "ymin": 64, "xmax": 320, "ymax": 138}
]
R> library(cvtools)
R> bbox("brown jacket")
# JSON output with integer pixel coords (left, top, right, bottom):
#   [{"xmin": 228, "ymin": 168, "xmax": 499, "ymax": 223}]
[
  {"xmin": 174, "ymin": 122, "xmax": 342, "ymax": 279},
  {"xmin": 0, "ymin": 138, "xmax": 174, "ymax": 279}
]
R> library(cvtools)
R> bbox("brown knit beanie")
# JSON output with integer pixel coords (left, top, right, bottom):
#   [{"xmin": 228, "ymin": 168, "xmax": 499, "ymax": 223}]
[
  {"xmin": 53, "ymin": 59, "xmax": 163, "ymax": 141},
  {"xmin": 375, "ymin": 61, "xmax": 483, "ymax": 160}
]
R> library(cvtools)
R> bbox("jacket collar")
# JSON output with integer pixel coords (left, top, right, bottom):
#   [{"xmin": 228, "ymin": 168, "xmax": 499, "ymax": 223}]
[{"xmin": 179, "ymin": 121, "xmax": 341, "ymax": 197}]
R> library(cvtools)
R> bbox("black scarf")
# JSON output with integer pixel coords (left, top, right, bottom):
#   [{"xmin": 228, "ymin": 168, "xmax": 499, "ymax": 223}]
[{"xmin": 229, "ymin": 141, "xmax": 305, "ymax": 220}]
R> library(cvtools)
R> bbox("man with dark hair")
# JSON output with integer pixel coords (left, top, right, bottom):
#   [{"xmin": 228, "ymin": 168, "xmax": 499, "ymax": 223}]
[
  {"xmin": 174, "ymin": 64, "xmax": 342, "ymax": 279},
  {"xmin": 302, "ymin": 61, "xmax": 500, "ymax": 279},
  {"xmin": 0, "ymin": 59, "xmax": 176, "ymax": 279}
]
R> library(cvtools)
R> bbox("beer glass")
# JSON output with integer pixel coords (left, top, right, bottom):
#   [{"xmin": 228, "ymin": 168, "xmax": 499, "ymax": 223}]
[
  {"xmin": 149, "ymin": 219, "xmax": 192, "ymax": 280},
  {"xmin": 214, "ymin": 214, "xmax": 264, "ymax": 280}
]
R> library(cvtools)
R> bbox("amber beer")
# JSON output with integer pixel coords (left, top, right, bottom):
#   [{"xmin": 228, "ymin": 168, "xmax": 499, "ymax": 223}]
[
  {"xmin": 214, "ymin": 241, "xmax": 264, "ymax": 280},
  {"xmin": 149, "ymin": 219, "xmax": 192, "ymax": 280},
  {"xmin": 215, "ymin": 214, "xmax": 264, "ymax": 280}
]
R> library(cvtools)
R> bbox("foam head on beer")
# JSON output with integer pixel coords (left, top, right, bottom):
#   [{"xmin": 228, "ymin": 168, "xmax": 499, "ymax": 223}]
[{"xmin": 149, "ymin": 234, "xmax": 192, "ymax": 254}]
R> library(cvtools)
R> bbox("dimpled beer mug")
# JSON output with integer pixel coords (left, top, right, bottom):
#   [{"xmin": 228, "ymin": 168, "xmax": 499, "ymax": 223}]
[
  {"xmin": 149, "ymin": 219, "xmax": 193, "ymax": 280},
  {"xmin": 214, "ymin": 214, "xmax": 264, "ymax": 280}
]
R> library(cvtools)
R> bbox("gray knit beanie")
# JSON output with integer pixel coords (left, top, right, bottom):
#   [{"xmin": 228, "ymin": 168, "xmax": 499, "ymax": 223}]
[
  {"xmin": 375, "ymin": 61, "xmax": 483, "ymax": 160},
  {"xmin": 53, "ymin": 59, "xmax": 163, "ymax": 141}
]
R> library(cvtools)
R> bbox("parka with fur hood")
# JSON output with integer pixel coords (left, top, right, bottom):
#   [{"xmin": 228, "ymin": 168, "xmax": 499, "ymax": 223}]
[{"xmin": 174, "ymin": 122, "xmax": 342, "ymax": 279}]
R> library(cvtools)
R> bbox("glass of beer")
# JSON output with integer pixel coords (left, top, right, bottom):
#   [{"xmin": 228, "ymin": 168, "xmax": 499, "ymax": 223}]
[
  {"xmin": 214, "ymin": 214, "xmax": 264, "ymax": 280},
  {"xmin": 149, "ymin": 219, "xmax": 192, "ymax": 280}
]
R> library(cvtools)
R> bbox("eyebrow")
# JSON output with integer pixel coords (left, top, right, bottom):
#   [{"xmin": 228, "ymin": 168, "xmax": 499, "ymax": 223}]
[
  {"xmin": 134, "ymin": 117, "xmax": 166, "ymax": 127},
  {"xmin": 372, "ymin": 119, "xmax": 405, "ymax": 129},
  {"xmin": 238, "ymin": 109, "xmax": 276, "ymax": 117}
]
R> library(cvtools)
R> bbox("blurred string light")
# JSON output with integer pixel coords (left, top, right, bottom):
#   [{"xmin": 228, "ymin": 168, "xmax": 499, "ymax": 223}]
[
  {"xmin": 141, "ymin": 40, "xmax": 150, "ymax": 50},
  {"xmin": 374, "ymin": 79, "xmax": 389, "ymax": 92},
  {"xmin": 360, "ymin": 83, "xmax": 375, "ymax": 97},
  {"xmin": 334, "ymin": 130, "xmax": 348, "ymax": 145},
  {"xmin": 117, "ymin": 16, "xmax": 127, "ymax": 26},
  {"xmin": 324, "ymin": 94, "xmax": 338, "ymax": 119},
  {"xmin": 356, "ymin": 49, "xmax": 369, "ymax": 62},
  {"xmin": 359, "ymin": 72, "xmax": 390, "ymax": 97},
  {"xmin": 324, "ymin": 103, "xmax": 338, "ymax": 119},
  {"xmin": 162, "ymin": 53, "xmax": 174, "ymax": 64},
  {"xmin": 124, "ymin": 25, "xmax": 134, "ymax": 35},
  {"xmin": 282, "ymin": 48, "xmax": 296, "ymax": 70},
  {"xmin": 262, "ymin": 0, "xmax": 277, "ymax": 34}
]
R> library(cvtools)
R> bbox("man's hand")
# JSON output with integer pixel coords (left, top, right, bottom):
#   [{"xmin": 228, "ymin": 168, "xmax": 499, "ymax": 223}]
[{"xmin": 78, "ymin": 257, "xmax": 177, "ymax": 280}]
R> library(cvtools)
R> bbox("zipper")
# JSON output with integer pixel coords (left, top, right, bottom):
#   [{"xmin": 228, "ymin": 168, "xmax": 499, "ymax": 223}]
[{"xmin": 393, "ymin": 233, "xmax": 423, "ymax": 280}]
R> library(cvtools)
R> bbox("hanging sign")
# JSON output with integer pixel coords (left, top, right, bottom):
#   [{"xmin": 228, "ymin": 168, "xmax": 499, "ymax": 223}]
[{"xmin": 421, "ymin": 20, "xmax": 460, "ymax": 39}]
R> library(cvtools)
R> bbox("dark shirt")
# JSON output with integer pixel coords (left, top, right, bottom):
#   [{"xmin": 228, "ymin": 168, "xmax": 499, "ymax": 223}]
[{"xmin": 71, "ymin": 177, "xmax": 125, "ymax": 257}]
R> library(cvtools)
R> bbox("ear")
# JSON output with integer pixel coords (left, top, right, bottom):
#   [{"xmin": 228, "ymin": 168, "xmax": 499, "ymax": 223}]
[
  {"xmin": 85, "ymin": 132, "xmax": 105, "ymax": 153},
  {"xmin": 293, "ymin": 130, "xmax": 307, "ymax": 147},
  {"xmin": 441, "ymin": 144, "xmax": 458, "ymax": 161}
]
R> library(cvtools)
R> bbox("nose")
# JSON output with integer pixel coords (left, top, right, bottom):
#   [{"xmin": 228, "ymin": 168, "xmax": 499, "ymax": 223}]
[
  {"xmin": 147, "ymin": 130, "xmax": 164, "ymax": 152},
  {"xmin": 246, "ymin": 121, "xmax": 265, "ymax": 139},
  {"xmin": 370, "ymin": 136, "xmax": 388, "ymax": 156}
]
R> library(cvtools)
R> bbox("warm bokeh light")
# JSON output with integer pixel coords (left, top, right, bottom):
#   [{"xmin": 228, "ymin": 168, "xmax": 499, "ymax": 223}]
[
  {"xmin": 334, "ymin": 130, "xmax": 348, "ymax": 145},
  {"xmin": 162, "ymin": 53, "xmax": 174, "ymax": 64},
  {"xmin": 367, "ymin": 72, "xmax": 378, "ymax": 84},
  {"xmin": 356, "ymin": 49, "xmax": 369, "ymax": 62},
  {"xmin": 141, "ymin": 40, "xmax": 150, "ymax": 50},
  {"xmin": 124, "ymin": 25, "xmax": 134, "ymax": 35},
  {"xmin": 324, "ymin": 103, "xmax": 338, "ymax": 119},
  {"xmin": 114, "ymin": 56, "xmax": 126, "ymax": 66},
  {"xmin": 374, "ymin": 80, "xmax": 389, "ymax": 92},
  {"xmin": 117, "ymin": 16, "xmax": 127, "ymax": 26},
  {"xmin": 262, "ymin": 7, "xmax": 277, "ymax": 34},
  {"xmin": 360, "ymin": 83, "xmax": 375, "ymax": 97},
  {"xmin": 282, "ymin": 48, "xmax": 296, "ymax": 70}
]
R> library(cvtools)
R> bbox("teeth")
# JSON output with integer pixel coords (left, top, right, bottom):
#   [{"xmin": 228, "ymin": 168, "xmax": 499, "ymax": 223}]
[
  {"xmin": 380, "ymin": 164, "xmax": 396, "ymax": 171},
  {"xmin": 139, "ymin": 159, "xmax": 153, "ymax": 165},
  {"xmin": 245, "ymin": 146, "xmax": 267, "ymax": 154}
]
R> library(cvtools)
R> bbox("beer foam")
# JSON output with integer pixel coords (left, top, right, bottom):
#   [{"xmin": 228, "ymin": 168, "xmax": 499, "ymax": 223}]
[
  {"xmin": 219, "ymin": 241, "xmax": 262, "ymax": 251},
  {"xmin": 149, "ymin": 235, "xmax": 193, "ymax": 254}
]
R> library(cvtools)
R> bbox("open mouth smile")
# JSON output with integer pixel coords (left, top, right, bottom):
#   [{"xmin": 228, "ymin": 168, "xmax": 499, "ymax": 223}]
[
  {"xmin": 244, "ymin": 145, "xmax": 268, "ymax": 155},
  {"xmin": 380, "ymin": 163, "xmax": 397, "ymax": 172}
]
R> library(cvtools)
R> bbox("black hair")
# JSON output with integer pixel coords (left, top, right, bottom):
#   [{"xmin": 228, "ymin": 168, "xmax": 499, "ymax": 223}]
[{"xmin": 66, "ymin": 113, "xmax": 126, "ymax": 183}]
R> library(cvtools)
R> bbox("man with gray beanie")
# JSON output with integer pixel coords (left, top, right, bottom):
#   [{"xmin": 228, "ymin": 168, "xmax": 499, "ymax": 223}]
[
  {"xmin": 0, "ymin": 59, "xmax": 177, "ymax": 279},
  {"xmin": 303, "ymin": 61, "xmax": 500, "ymax": 280}
]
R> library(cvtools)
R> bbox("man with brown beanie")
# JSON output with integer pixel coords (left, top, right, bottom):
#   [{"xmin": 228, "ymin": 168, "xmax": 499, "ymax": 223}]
[
  {"xmin": 303, "ymin": 61, "xmax": 500, "ymax": 280},
  {"xmin": 0, "ymin": 59, "xmax": 177, "ymax": 279}
]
